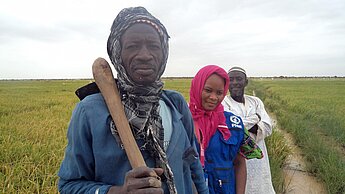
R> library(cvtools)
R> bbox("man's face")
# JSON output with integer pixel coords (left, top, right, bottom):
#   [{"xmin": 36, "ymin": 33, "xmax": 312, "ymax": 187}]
[
  {"xmin": 228, "ymin": 71, "xmax": 248, "ymax": 99},
  {"xmin": 120, "ymin": 23, "xmax": 163, "ymax": 85}
]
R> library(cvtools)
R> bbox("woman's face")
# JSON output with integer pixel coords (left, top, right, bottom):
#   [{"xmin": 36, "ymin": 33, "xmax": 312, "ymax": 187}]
[{"xmin": 201, "ymin": 73, "xmax": 225, "ymax": 111}]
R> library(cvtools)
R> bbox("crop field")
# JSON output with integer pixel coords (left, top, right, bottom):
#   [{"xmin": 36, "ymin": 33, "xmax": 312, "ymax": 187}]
[
  {"xmin": 249, "ymin": 78, "xmax": 345, "ymax": 194},
  {"xmin": 0, "ymin": 78, "xmax": 344, "ymax": 193},
  {"xmin": 0, "ymin": 80, "xmax": 90, "ymax": 193}
]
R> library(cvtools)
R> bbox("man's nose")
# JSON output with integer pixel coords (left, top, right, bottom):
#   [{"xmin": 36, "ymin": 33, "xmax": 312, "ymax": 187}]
[
  {"xmin": 137, "ymin": 46, "xmax": 153, "ymax": 60},
  {"xmin": 232, "ymin": 79, "xmax": 240, "ymax": 86}
]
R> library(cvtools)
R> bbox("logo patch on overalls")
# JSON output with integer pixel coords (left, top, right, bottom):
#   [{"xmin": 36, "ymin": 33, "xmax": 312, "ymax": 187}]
[{"xmin": 230, "ymin": 115, "xmax": 242, "ymax": 129}]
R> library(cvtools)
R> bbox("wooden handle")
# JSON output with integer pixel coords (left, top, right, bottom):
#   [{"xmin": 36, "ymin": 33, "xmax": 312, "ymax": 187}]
[{"xmin": 92, "ymin": 57, "xmax": 146, "ymax": 168}]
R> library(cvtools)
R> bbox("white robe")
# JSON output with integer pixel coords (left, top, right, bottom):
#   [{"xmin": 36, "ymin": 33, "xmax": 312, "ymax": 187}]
[{"xmin": 222, "ymin": 95, "xmax": 275, "ymax": 194}]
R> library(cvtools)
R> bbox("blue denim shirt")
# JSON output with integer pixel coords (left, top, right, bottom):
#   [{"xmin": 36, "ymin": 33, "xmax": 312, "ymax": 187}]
[{"xmin": 58, "ymin": 89, "xmax": 208, "ymax": 194}]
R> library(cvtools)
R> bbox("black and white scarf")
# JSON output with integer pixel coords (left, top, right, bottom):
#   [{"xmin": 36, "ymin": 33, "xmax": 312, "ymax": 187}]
[{"xmin": 106, "ymin": 7, "xmax": 176, "ymax": 193}]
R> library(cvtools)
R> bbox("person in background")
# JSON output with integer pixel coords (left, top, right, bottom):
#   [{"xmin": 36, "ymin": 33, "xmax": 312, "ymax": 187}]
[
  {"xmin": 189, "ymin": 65, "xmax": 247, "ymax": 194},
  {"xmin": 222, "ymin": 66, "xmax": 275, "ymax": 194},
  {"xmin": 58, "ymin": 6, "xmax": 208, "ymax": 194}
]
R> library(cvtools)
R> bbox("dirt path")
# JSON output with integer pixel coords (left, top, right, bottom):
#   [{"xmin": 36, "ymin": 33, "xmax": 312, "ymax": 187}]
[
  {"xmin": 280, "ymin": 129, "xmax": 327, "ymax": 194},
  {"xmin": 253, "ymin": 91, "xmax": 327, "ymax": 194},
  {"xmin": 270, "ymin": 116, "xmax": 327, "ymax": 194}
]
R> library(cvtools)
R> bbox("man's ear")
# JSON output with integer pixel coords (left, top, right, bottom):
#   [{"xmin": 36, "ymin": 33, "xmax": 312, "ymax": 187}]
[{"xmin": 245, "ymin": 78, "xmax": 249, "ymax": 87}]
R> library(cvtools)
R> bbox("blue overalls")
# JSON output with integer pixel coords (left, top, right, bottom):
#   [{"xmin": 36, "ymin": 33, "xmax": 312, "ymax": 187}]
[{"xmin": 203, "ymin": 111, "xmax": 245, "ymax": 194}]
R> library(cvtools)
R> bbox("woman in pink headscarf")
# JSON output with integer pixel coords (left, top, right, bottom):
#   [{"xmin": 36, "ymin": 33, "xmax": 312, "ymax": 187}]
[{"xmin": 189, "ymin": 65, "xmax": 247, "ymax": 194}]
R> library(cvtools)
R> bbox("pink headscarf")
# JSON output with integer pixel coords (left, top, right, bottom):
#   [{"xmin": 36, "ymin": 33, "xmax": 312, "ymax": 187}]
[{"xmin": 189, "ymin": 65, "xmax": 231, "ymax": 165}]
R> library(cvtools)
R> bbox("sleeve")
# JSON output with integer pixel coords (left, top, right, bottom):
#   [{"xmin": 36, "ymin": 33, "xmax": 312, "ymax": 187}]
[
  {"xmin": 241, "ymin": 114, "xmax": 260, "ymax": 130},
  {"xmin": 223, "ymin": 96, "xmax": 260, "ymax": 130},
  {"xmin": 189, "ymin": 142, "xmax": 209, "ymax": 194},
  {"xmin": 221, "ymin": 95, "xmax": 232, "ymax": 112},
  {"xmin": 255, "ymin": 98, "xmax": 273, "ymax": 142},
  {"xmin": 58, "ymin": 103, "xmax": 112, "ymax": 194},
  {"xmin": 175, "ymin": 94, "xmax": 209, "ymax": 194}
]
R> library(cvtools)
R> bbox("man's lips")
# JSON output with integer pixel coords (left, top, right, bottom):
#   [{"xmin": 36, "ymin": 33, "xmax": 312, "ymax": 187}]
[
  {"xmin": 133, "ymin": 65, "xmax": 155, "ymax": 75},
  {"xmin": 135, "ymin": 68, "xmax": 155, "ymax": 75},
  {"xmin": 231, "ymin": 87, "xmax": 241, "ymax": 91}
]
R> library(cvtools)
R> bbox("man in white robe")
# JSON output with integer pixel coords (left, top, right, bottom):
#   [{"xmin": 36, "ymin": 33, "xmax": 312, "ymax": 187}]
[{"xmin": 222, "ymin": 67, "xmax": 275, "ymax": 194}]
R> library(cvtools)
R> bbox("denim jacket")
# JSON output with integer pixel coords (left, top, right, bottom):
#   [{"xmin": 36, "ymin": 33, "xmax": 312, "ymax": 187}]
[{"xmin": 58, "ymin": 88, "xmax": 208, "ymax": 194}]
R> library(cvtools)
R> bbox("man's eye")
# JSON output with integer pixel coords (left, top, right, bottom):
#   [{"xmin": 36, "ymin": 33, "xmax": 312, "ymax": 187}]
[
  {"xmin": 126, "ymin": 44, "xmax": 139, "ymax": 49},
  {"xmin": 149, "ymin": 44, "xmax": 161, "ymax": 50}
]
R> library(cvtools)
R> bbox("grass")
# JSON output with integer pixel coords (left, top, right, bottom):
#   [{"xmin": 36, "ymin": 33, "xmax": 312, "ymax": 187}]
[
  {"xmin": 249, "ymin": 78, "xmax": 345, "ymax": 194},
  {"xmin": 265, "ymin": 129, "xmax": 291, "ymax": 193},
  {"xmin": 0, "ymin": 80, "xmax": 91, "ymax": 193},
  {"xmin": 3, "ymin": 78, "xmax": 340, "ymax": 193},
  {"xmin": 163, "ymin": 78, "xmax": 192, "ymax": 101},
  {"xmin": 246, "ymin": 81, "xmax": 291, "ymax": 194}
]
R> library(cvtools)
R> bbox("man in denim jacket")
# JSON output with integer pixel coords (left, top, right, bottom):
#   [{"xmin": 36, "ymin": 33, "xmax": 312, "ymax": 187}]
[{"xmin": 58, "ymin": 6, "xmax": 207, "ymax": 194}]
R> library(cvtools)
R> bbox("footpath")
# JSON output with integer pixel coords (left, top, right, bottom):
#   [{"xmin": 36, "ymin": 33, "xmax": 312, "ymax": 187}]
[
  {"xmin": 270, "ymin": 116, "xmax": 327, "ymax": 194},
  {"xmin": 253, "ymin": 90, "xmax": 327, "ymax": 194}
]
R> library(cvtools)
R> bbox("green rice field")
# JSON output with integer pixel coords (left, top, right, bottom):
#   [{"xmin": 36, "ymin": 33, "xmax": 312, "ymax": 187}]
[
  {"xmin": 248, "ymin": 78, "xmax": 345, "ymax": 194},
  {"xmin": 1, "ymin": 78, "xmax": 344, "ymax": 193}
]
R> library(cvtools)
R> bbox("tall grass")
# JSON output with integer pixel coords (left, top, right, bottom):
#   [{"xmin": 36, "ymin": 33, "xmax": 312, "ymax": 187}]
[
  {"xmin": 0, "ymin": 80, "xmax": 91, "ymax": 193},
  {"xmin": 265, "ymin": 130, "xmax": 291, "ymax": 193},
  {"xmin": 1, "ymin": 79, "xmax": 332, "ymax": 193},
  {"xmin": 246, "ymin": 81, "xmax": 291, "ymax": 194},
  {"xmin": 163, "ymin": 78, "xmax": 192, "ymax": 101},
  {"xmin": 250, "ymin": 78, "xmax": 345, "ymax": 194}
]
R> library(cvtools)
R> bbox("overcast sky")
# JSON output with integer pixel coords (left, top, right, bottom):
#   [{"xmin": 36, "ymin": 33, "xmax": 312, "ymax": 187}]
[{"xmin": 1, "ymin": 0, "xmax": 345, "ymax": 79}]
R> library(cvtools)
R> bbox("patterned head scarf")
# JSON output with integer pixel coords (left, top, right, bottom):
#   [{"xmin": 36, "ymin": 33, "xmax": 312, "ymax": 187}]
[
  {"xmin": 189, "ymin": 65, "xmax": 231, "ymax": 166},
  {"xmin": 107, "ymin": 6, "xmax": 169, "ymax": 87},
  {"xmin": 107, "ymin": 7, "xmax": 176, "ymax": 193}
]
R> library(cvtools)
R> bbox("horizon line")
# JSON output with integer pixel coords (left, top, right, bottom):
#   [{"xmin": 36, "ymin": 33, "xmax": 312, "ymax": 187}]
[{"xmin": 1, "ymin": 75, "xmax": 344, "ymax": 81}]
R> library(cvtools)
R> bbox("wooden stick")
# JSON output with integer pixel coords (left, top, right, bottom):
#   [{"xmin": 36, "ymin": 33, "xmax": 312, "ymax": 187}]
[{"xmin": 92, "ymin": 57, "xmax": 146, "ymax": 168}]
